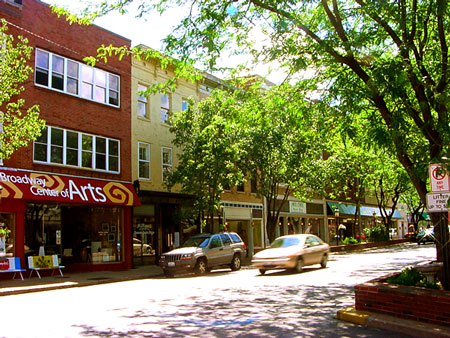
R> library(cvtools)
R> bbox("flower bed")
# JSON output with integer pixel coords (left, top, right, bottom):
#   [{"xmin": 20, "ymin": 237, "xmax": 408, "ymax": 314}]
[{"xmin": 355, "ymin": 263, "xmax": 450, "ymax": 327}]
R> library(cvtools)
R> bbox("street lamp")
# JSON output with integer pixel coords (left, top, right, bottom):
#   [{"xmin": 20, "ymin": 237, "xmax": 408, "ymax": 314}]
[{"xmin": 334, "ymin": 207, "xmax": 340, "ymax": 246}]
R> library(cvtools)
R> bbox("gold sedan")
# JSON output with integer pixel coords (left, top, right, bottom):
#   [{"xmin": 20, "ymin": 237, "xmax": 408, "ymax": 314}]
[{"xmin": 252, "ymin": 234, "xmax": 330, "ymax": 275}]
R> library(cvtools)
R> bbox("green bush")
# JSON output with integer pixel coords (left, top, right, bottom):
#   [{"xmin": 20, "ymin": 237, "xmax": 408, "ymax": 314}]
[
  {"xmin": 363, "ymin": 225, "xmax": 389, "ymax": 242},
  {"xmin": 386, "ymin": 267, "xmax": 440, "ymax": 290},
  {"xmin": 342, "ymin": 236, "xmax": 358, "ymax": 245}
]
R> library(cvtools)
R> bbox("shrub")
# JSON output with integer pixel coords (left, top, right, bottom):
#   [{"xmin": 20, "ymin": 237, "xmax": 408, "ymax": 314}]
[
  {"xmin": 343, "ymin": 236, "xmax": 358, "ymax": 245},
  {"xmin": 363, "ymin": 225, "xmax": 389, "ymax": 242},
  {"xmin": 386, "ymin": 267, "xmax": 440, "ymax": 290}
]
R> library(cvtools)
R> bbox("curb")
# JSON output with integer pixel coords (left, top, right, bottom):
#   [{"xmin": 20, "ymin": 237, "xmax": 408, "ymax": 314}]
[{"xmin": 337, "ymin": 306, "xmax": 450, "ymax": 338}]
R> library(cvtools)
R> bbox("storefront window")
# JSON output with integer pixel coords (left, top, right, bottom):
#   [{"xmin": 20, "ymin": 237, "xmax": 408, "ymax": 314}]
[
  {"xmin": 25, "ymin": 204, "xmax": 123, "ymax": 264},
  {"xmin": 0, "ymin": 213, "xmax": 15, "ymax": 257}
]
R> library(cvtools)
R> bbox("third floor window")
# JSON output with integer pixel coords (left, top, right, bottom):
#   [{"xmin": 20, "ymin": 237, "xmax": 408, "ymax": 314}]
[{"xmin": 35, "ymin": 49, "xmax": 120, "ymax": 107}]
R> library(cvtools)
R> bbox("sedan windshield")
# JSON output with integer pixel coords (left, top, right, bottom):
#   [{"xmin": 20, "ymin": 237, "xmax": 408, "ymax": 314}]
[
  {"xmin": 270, "ymin": 237, "xmax": 301, "ymax": 248},
  {"xmin": 182, "ymin": 236, "xmax": 210, "ymax": 248}
]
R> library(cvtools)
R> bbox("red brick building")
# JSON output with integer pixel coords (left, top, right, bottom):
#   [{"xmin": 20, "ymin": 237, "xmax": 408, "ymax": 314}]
[{"xmin": 0, "ymin": 0, "xmax": 138, "ymax": 274}]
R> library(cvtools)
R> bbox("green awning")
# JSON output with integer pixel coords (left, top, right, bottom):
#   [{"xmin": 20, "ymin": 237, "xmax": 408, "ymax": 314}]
[{"xmin": 327, "ymin": 202, "xmax": 357, "ymax": 216}]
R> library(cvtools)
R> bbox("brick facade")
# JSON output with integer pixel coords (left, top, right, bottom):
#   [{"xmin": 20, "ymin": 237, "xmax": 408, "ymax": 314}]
[{"xmin": 1, "ymin": 0, "xmax": 132, "ymax": 181}]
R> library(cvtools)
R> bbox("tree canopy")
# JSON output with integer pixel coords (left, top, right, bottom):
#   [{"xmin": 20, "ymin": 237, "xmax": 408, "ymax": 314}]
[{"xmin": 0, "ymin": 20, "xmax": 45, "ymax": 160}]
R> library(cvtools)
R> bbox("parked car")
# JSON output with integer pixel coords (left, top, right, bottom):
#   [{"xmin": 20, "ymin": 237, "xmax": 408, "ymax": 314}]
[
  {"xmin": 159, "ymin": 232, "xmax": 246, "ymax": 277},
  {"xmin": 251, "ymin": 234, "xmax": 330, "ymax": 275},
  {"xmin": 417, "ymin": 228, "xmax": 435, "ymax": 245}
]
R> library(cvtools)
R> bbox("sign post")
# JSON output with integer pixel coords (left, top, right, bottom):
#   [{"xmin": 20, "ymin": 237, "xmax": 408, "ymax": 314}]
[{"xmin": 427, "ymin": 163, "xmax": 450, "ymax": 290}]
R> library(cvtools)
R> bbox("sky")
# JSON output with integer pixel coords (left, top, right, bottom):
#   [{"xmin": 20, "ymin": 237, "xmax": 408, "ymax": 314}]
[{"xmin": 42, "ymin": 0, "xmax": 286, "ymax": 84}]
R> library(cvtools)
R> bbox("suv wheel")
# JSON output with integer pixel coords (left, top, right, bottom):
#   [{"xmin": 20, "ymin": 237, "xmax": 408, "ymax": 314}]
[
  {"xmin": 194, "ymin": 258, "xmax": 208, "ymax": 275},
  {"xmin": 230, "ymin": 254, "xmax": 241, "ymax": 271}
]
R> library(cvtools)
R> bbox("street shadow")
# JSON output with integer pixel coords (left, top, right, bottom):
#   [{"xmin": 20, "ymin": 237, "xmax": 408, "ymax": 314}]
[{"xmin": 72, "ymin": 282, "xmax": 410, "ymax": 338}]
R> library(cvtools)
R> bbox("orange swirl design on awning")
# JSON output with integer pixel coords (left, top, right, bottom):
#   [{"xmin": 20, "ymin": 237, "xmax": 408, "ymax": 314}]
[
  {"xmin": 103, "ymin": 182, "xmax": 134, "ymax": 206},
  {"xmin": 0, "ymin": 181, "xmax": 23, "ymax": 199}
]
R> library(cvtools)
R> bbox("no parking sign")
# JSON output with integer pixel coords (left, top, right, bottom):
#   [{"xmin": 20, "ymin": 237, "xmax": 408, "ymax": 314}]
[{"xmin": 429, "ymin": 163, "xmax": 450, "ymax": 193}]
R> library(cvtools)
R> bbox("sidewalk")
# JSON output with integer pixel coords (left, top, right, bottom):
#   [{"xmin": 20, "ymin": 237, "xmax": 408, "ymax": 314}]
[{"xmin": 0, "ymin": 264, "xmax": 164, "ymax": 296}]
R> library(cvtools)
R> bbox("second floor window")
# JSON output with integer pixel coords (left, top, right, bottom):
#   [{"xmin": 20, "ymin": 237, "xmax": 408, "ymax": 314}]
[
  {"xmin": 161, "ymin": 93, "xmax": 170, "ymax": 123},
  {"xmin": 34, "ymin": 126, "xmax": 120, "ymax": 173},
  {"xmin": 162, "ymin": 147, "xmax": 172, "ymax": 182},
  {"xmin": 138, "ymin": 142, "xmax": 150, "ymax": 179},
  {"xmin": 35, "ymin": 49, "xmax": 120, "ymax": 107},
  {"xmin": 181, "ymin": 98, "xmax": 189, "ymax": 111},
  {"xmin": 137, "ymin": 85, "xmax": 149, "ymax": 118}
]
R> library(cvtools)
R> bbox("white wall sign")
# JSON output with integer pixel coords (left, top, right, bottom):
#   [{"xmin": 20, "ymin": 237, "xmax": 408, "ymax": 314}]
[
  {"xmin": 290, "ymin": 201, "xmax": 306, "ymax": 214},
  {"xmin": 426, "ymin": 192, "xmax": 450, "ymax": 213},
  {"xmin": 429, "ymin": 163, "xmax": 450, "ymax": 192}
]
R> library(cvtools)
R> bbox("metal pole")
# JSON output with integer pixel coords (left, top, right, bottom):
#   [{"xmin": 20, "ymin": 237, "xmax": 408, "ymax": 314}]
[{"xmin": 439, "ymin": 213, "xmax": 450, "ymax": 290}]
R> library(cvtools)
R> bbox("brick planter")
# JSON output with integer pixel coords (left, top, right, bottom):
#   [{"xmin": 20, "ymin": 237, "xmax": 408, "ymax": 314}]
[{"xmin": 355, "ymin": 265, "xmax": 450, "ymax": 327}]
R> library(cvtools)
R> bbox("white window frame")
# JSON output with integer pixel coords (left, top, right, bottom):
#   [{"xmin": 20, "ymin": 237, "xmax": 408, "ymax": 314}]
[
  {"xmin": 33, "ymin": 126, "xmax": 120, "ymax": 174},
  {"xmin": 160, "ymin": 93, "xmax": 171, "ymax": 123},
  {"xmin": 137, "ymin": 84, "xmax": 149, "ymax": 118},
  {"xmin": 138, "ymin": 142, "xmax": 151, "ymax": 180},
  {"xmin": 161, "ymin": 147, "xmax": 173, "ymax": 182},
  {"xmin": 34, "ymin": 49, "xmax": 120, "ymax": 108}
]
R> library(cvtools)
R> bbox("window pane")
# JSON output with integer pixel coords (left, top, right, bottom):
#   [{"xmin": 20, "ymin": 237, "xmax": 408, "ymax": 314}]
[
  {"xmin": 138, "ymin": 102, "xmax": 147, "ymax": 117},
  {"xmin": 139, "ymin": 162, "xmax": 149, "ymax": 179},
  {"xmin": 109, "ymin": 90, "xmax": 119, "ymax": 106},
  {"xmin": 182, "ymin": 99, "xmax": 189, "ymax": 111},
  {"xmin": 82, "ymin": 134, "xmax": 92, "ymax": 150},
  {"xmin": 96, "ymin": 137, "xmax": 106, "ymax": 153},
  {"xmin": 137, "ymin": 85, "xmax": 147, "ymax": 102},
  {"xmin": 108, "ymin": 156, "xmax": 118, "ymax": 172},
  {"xmin": 34, "ymin": 144, "xmax": 47, "ymax": 162},
  {"xmin": 161, "ymin": 109, "xmax": 169, "ymax": 123},
  {"xmin": 51, "ymin": 73, "xmax": 64, "ymax": 90},
  {"xmin": 96, "ymin": 153, "xmax": 106, "ymax": 170},
  {"xmin": 139, "ymin": 144, "xmax": 149, "ymax": 161},
  {"xmin": 36, "ymin": 127, "xmax": 48, "ymax": 143},
  {"xmin": 81, "ymin": 65, "xmax": 93, "ymax": 82},
  {"xmin": 66, "ymin": 131, "xmax": 78, "ymax": 148},
  {"xmin": 161, "ymin": 94, "xmax": 169, "ymax": 108},
  {"xmin": 81, "ymin": 151, "xmax": 92, "ymax": 168},
  {"xmin": 108, "ymin": 140, "xmax": 119, "ymax": 156},
  {"xmin": 67, "ymin": 60, "xmax": 78, "ymax": 78},
  {"xmin": 67, "ymin": 78, "xmax": 78, "ymax": 94},
  {"xmin": 95, "ymin": 69, "xmax": 106, "ymax": 87},
  {"xmin": 35, "ymin": 69, "xmax": 48, "ymax": 86},
  {"xmin": 81, "ymin": 82, "xmax": 93, "ymax": 99},
  {"xmin": 36, "ymin": 50, "xmax": 49, "ymax": 69},
  {"xmin": 51, "ymin": 128, "xmax": 63, "ymax": 146},
  {"xmin": 109, "ymin": 74, "xmax": 119, "ymax": 90},
  {"xmin": 50, "ymin": 145, "xmax": 63, "ymax": 163},
  {"xmin": 66, "ymin": 149, "xmax": 78, "ymax": 166},
  {"xmin": 95, "ymin": 86, "xmax": 106, "ymax": 102},
  {"xmin": 163, "ymin": 149, "xmax": 172, "ymax": 165},
  {"xmin": 52, "ymin": 55, "xmax": 64, "ymax": 74}
]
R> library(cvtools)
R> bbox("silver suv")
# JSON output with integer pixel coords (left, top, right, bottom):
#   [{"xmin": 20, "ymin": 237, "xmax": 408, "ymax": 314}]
[{"xmin": 159, "ymin": 232, "xmax": 246, "ymax": 277}]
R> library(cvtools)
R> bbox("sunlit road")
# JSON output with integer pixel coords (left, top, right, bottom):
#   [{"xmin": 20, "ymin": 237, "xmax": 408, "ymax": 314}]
[{"xmin": 0, "ymin": 243, "xmax": 436, "ymax": 338}]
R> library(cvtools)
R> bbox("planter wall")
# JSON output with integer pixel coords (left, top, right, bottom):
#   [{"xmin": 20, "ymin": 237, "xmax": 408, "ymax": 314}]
[
  {"xmin": 331, "ymin": 239, "xmax": 409, "ymax": 252},
  {"xmin": 355, "ymin": 272, "xmax": 450, "ymax": 327}
]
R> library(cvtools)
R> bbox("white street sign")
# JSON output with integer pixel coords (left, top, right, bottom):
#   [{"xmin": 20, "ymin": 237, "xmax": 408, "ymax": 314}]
[
  {"xmin": 429, "ymin": 163, "xmax": 450, "ymax": 192},
  {"xmin": 426, "ymin": 192, "xmax": 450, "ymax": 213}
]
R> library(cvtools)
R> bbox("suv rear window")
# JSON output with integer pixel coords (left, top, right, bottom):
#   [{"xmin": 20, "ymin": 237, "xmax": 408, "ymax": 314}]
[{"xmin": 228, "ymin": 233, "xmax": 242, "ymax": 243}]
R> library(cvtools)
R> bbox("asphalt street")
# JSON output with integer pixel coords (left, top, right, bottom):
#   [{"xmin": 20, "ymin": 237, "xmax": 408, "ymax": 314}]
[{"xmin": 0, "ymin": 243, "xmax": 437, "ymax": 338}]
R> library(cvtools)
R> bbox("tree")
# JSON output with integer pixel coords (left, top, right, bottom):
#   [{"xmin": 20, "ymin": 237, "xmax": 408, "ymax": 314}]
[
  {"xmin": 62, "ymin": 0, "xmax": 450, "ymax": 288},
  {"xmin": 0, "ymin": 20, "xmax": 45, "ymax": 160},
  {"xmin": 236, "ymin": 80, "xmax": 322, "ymax": 242},
  {"xmin": 167, "ymin": 95, "xmax": 244, "ymax": 232}
]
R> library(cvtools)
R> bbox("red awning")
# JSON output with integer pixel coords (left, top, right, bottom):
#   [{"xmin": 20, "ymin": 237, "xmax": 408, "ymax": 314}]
[{"xmin": 0, "ymin": 168, "xmax": 140, "ymax": 206}]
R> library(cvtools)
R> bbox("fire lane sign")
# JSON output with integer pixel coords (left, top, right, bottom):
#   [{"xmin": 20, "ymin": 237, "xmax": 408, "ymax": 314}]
[{"xmin": 426, "ymin": 192, "xmax": 450, "ymax": 213}]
